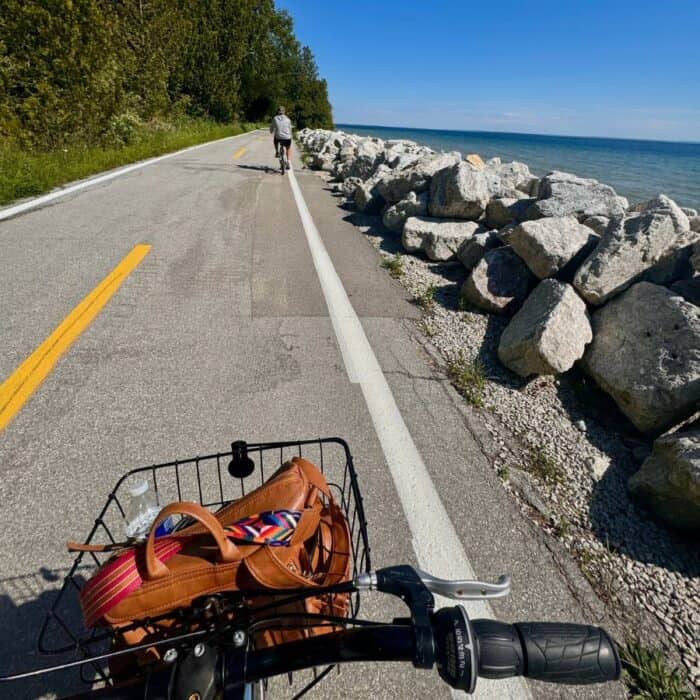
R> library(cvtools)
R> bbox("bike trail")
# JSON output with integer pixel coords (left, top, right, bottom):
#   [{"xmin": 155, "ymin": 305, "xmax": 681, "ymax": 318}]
[{"xmin": 0, "ymin": 132, "xmax": 623, "ymax": 699}]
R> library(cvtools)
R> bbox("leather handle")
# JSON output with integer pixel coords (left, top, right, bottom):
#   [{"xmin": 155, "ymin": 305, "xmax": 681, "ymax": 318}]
[{"xmin": 145, "ymin": 501, "xmax": 240, "ymax": 580}]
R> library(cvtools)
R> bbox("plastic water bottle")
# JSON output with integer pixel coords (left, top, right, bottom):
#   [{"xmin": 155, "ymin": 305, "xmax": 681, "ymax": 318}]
[{"xmin": 124, "ymin": 479, "xmax": 171, "ymax": 541}]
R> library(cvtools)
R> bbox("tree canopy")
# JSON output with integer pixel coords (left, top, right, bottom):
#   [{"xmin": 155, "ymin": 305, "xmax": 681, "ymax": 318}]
[{"xmin": 0, "ymin": 0, "xmax": 334, "ymax": 148}]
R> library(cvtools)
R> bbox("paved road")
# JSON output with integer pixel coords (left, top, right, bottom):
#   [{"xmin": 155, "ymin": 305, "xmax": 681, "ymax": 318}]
[{"xmin": 0, "ymin": 131, "xmax": 622, "ymax": 699}]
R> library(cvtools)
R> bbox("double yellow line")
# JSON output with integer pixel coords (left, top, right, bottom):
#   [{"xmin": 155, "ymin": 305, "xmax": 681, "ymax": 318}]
[{"xmin": 0, "ymin": 244, "xmax": 151, "ymax": 432}]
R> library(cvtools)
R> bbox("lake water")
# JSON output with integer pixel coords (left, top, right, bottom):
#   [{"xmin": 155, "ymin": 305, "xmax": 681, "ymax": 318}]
[{"xmin": 337, "ymin": 123, "xmax": 700, "ymax": 211}]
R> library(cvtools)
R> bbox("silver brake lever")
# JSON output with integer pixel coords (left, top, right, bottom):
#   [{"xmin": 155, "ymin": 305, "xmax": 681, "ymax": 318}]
[{"xmin": 415, "ymin": 570, "xmax": 511, "ymax": 600}]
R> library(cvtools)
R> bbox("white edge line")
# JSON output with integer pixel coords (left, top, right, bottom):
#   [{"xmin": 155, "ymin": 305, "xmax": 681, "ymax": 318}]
[
  {"xmin": 287, "ymin": 165, "xmax": 531, "ymax": 700},
  {"xmin": 0, "ymin": 128, "xmax": 263, "ymax": 222}
]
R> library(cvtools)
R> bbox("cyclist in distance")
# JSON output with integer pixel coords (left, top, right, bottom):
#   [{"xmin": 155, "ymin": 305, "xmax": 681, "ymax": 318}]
[{"xmin": 270, "ymin": 106, "xmax": 293, "ymax": 166}]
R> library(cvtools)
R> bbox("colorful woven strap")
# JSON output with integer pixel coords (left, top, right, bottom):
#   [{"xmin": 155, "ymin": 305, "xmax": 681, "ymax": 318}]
[
  {"xmin": 224, "ymin": 509, "xmax": 301, "ymax": 546},
  {"xmin": 79, "ymin": 509, "xmax": 302, "ymax": 627}
]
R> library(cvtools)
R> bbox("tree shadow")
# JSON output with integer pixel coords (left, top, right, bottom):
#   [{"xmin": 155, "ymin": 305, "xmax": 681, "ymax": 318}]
[{"xmin": 0, "ymin": 566, "xmax": 99, "ymax": 699}]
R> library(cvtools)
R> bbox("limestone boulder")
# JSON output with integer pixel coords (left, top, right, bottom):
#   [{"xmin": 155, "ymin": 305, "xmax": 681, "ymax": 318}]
[
  {"xmin": 382, "ymin": 191, "xmax": 429, "ymax": 233},
  {"xmin": 498, "ymin": 280, "xmax": 592, "ymax": 377},
  {"xmin": 461, "ymin": 247, "xmax": 535, "ymax": 314},
  {"xmin": 690, "ymin": 216, "xmax": 700, "ymax": 233},
  {"xmin": 377, "ymin": 152, "xmax": 461, "ymax": 204},
  {"xmin": 508, "ymin": 216, "xmax": 598, "ymax": 280},
  {"xmin": 341, "ymin": 176, "xmax": 363, "ymax": 199},
  {"xmin": 402, "ymin": 217, "xmax": 483, "ymax": 261},
  {"xmin": 628, "ymin": 429, "xmax": 700, "ymax": 531},
  {"xmin": 346, "ymin": 138, "xmax": 385, "ymax": 180},
  {"xmin": 488, "ymin": 160, "xmax": 537, "ymax": 196},
  {"xmin": 429, "ymin": 161, "xmax": 491, "ymax": 220},
  {"xmin": 583, "ymin": 215, "xmax": 610, "ymax": 236},
  {"xmin": 526, "ymin": 171, "xmax": 628, "ymax": 220},
  {"xmin": 457, "ymin": 230, "xmax": 500, "ymax": 270},
  {"xmin": 670, "ymin": 277, "xmax": 700, "ymax": 306},
  {"xmin": 485, "ymin": 197, "xmax": 534, "ymax": 229},
  {"xmin": 574, "ymin": 195, "xmax": 696, "ymax": 304},
  {"xmin": 354, "ymin": 165, "xmax": 391, "ymax": 214},
  {"xmin": 581, "ymin": 282, "xmax": 700, "ymax": 434},
  {"xmin": 691, "ymin": 242, "xmax": 700, "ymax": 273}
]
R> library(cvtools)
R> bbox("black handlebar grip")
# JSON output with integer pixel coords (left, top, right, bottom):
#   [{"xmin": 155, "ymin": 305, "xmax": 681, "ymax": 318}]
[
  {"xmin": 515, "ymin": 622, "xmax": 620, "ymax": 685},
  {"xmin": 471, "ymin": 619, "xmax": 525, "ymax": 679},
  {"xmin": 472, "ymin": 620, "xmax": 620, "ymax": 685}
]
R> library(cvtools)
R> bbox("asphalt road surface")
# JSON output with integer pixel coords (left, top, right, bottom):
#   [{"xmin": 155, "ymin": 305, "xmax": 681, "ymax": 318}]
[{"xmin": 0, "ymin": 130, "xmax": 624, "ymax": 699}]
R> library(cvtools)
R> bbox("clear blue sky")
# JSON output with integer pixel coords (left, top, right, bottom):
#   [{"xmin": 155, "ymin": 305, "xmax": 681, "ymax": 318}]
[{"xmin": 277, "ymin": 0, "xmax": 700, "ymax": 142}]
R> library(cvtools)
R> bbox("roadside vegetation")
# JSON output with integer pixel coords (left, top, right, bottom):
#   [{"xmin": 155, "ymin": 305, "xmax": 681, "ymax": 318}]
[
  {"xmin": 620, "ymin": 641, "xmax": 695, "ymax": 700},
  {"xmin": 0, "ymin": 119, "xmax": 261, "ymax": 205},
  {"xmin": 381, "ymin": 253, "xmax": 404, "ymax": 279},
  {"xmin": 0, "ymin": 0, "xmax": 333, "ymax": 204},
  {"xmin": 415, "ymin": 283, "xmax": 438, "ymax": 312},
  {"xmin": 447, "ymin": 353, "xmax": 486, "ymax": 408},
  {"xmin": 525, "ymin": 446, "xmax": 564, "ymax": 484}
]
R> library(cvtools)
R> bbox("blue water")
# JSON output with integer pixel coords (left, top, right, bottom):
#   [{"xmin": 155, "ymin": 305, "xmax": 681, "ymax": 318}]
[{"xmin": 337, "ymin": 124, "xmax": 700, "ymax": 211}]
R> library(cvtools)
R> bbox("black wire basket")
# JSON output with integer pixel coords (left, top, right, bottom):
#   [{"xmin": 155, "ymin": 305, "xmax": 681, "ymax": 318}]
[{"xmin": 37, "ymin": 438, "xmax": 371, "ymax": 696}]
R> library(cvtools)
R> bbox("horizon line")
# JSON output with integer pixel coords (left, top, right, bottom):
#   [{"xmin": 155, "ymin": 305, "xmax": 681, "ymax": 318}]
[{"xmin": 335, "ymin": 121, "xmax": 700, "ymax": 147}]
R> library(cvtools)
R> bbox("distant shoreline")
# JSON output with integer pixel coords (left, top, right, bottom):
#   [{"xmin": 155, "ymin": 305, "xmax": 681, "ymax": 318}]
[
  {"xmin": 335, "ymin": 123, "xmax": 700, "ymax": 209},
  {"xmin": 337, "ymin": 123, "xmax": 700, "ymax": 148}
]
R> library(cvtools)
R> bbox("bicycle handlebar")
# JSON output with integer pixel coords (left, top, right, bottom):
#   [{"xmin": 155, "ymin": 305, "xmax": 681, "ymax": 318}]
[{"xmin": 65, "ymin": 612, "xmax": 620, "ymax": 699}]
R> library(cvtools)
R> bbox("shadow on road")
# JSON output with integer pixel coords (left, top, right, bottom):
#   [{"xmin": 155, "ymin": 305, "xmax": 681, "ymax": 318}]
[
  {"xmin": 236, "ymin": 164, "xmax": 279, "ymax": 175},
  {"xmin": 0, "ymin": 566, "xmax": 97, "ymax": 699}
]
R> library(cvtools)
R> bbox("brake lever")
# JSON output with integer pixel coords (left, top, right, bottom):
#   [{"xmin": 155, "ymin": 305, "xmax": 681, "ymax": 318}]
[{"xmin": 415, "ymin": 570, "xmax": 511, "ymax": 600}]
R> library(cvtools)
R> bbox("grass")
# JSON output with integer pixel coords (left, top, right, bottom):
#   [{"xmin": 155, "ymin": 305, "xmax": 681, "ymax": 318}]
[
  {"xmin": 415, "ymin": 283, "xmax": 437, "ymax": 312},
  {"xmin": 447, "ymin": 353, "xmax": 486, "ymax": 408},
  {"xmin": 0, "ymin": 119, "xmax": 261, "ymax": 206},
  {"xmin": 417, "ymin": 318, "xmax": 436, "ymax": 338},
  {"xmin": 381, "ymin": 253, "xmax": 404, "ymax": 279},
  {"xmin": 525, "ymin": 446, "xmax": 564, "ymax": 484},
  {"xmin": 620, "ymin": 641, "xmax": 694, "ymax": 700}
]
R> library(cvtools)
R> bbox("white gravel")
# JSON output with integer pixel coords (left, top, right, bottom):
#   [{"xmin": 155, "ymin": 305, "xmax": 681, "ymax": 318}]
[{"xmin": 332, "ymin": 190, "xmax": 700, "ymax": 691}]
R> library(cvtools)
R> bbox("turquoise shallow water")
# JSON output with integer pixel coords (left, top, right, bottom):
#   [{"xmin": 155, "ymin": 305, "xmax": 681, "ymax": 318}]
[{"xmin": 337, "ymin": 124, "xmax": 700, "ymax": 211}]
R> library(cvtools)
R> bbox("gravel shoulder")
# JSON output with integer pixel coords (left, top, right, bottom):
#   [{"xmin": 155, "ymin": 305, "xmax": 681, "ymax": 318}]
[{"xmin": 311, "ymin": 169, "xmax": 700, "ymax": 693}]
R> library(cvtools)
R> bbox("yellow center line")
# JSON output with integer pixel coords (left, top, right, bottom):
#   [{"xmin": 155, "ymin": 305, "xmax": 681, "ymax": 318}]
[
  {"xmin": 232, "ymin": 147, "xmax": 246, "ymax": 160},
  {"xmin": 0, "ymin": 244, "xmax": 151, "ymax": 432}
]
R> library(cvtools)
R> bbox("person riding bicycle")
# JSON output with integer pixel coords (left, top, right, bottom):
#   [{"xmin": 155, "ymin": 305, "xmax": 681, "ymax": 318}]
[{"xmin": 270, "ymin": 106, "xmax": 292, "ymax": 167}]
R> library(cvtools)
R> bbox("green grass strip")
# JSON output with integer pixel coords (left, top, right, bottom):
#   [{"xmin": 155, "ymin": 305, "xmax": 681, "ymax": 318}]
[{"xmin": 0, "ymin": 121, "xmax": 262, "ymax": 206}]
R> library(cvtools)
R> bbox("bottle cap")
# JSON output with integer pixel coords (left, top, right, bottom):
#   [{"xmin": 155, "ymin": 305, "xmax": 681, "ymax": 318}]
[{"xmin": 128, "ymin": 479, "xmax": 149, "ymax": 497}]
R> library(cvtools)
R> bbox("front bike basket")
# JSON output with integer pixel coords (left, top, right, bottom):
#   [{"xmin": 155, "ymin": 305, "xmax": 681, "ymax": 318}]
[{"xmin": 34, "ymin": 437, "xmax": 371, "ymax": 696}]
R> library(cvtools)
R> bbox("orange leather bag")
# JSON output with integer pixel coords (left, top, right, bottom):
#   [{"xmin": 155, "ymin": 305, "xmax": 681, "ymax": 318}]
[{"xmin": 74, "ymin": 458, "xmax": 351, "ymax": 668}]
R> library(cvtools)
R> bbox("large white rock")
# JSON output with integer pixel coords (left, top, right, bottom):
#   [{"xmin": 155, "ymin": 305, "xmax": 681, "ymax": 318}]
[
  {"xmin": 485, "ymin": 197, "xmax": 534, "ymax": 229},
  {"xmin": 581, "ymin": 282, "xmax": 700, "ymax": 434},
  {"xmin": 583, "ymin": 215, "xmax": 610, "ymax": 236},
  {"xmin": 508, "ymin": 216, "xmax": 599, "ymax": 279},
  {"xmin": 457, "ymin": 230, "xmax": 500, "ymax": 269},
  {"xmin": 382, "ymin": 191, "xmax": 429, "ymax": 233},
  {"xmin": 346, "ymin": 138, "xmax": 385, "ymax": 179},
  {"xmin": 461, "ymin": 247, "xmax": 535, "ymax": 314},
  {"xmin": 429, "ymin": 161, "xmax": 492, "ymax": 220},
  {"xmin": 526, "ymin": 170, "xmax": 628, "ymax": 220},
  {"xmin": 377, "ymin": 152, "xmax": 461, "ymax": 204},
  {"xmin": 486, "ymin": 160, "xmax": 536, "ymax": 196},
  {"xmin": 574, "ymin": 195, "xmax": 697, "ymax": 304},
  {"xmin": 498, "ymin": 280, "xmax": 592, "ymax": 377},
  {"xmin": 628, "ymin": 429, "xmax": 700, "ymax": 531},
  {"xmin": 354, "ymin": 165, "xmax": 391, "ymax": 213},
  {"xmin": 691, "ymin": 241, "xmax": 700, "ymax": 273},
  {"xmin": 402, "ymin": 217, "xmax": 482, "ymax": 261}
]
